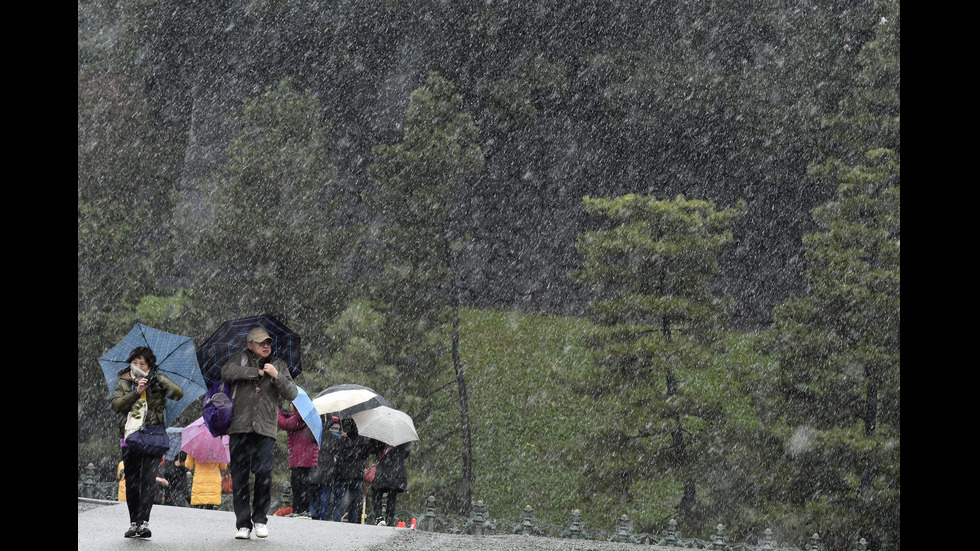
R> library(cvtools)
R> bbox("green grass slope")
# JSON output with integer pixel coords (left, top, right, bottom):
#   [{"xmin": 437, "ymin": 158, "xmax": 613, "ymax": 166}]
[{"xmin": 403, "ymin": 307, "xmax": 603, "ymax": 527}]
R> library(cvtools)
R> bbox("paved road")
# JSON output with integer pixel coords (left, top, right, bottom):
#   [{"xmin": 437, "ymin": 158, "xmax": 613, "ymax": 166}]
[{"xmin": 79, "ymin": 498, "xmax": 674, "ymax": 551}]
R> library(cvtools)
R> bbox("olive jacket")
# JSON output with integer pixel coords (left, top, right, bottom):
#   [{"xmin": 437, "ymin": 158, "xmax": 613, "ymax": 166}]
[
  {"xmin": 221, "ymin": 350, "xmax": 298, "ymax": 439},
  {"xmin": 111, "ymin": 367, "xmax": 184, "ymax": 440}
]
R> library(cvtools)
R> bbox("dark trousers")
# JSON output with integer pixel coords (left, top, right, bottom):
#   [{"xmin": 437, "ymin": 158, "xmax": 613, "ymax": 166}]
[
  {"xmin": 371, "ymin": 487, "xmax": 399, "ymax": 526},
  {"xmin": 311, "ymin": 484, "xmax": 333, "ymax": 520},
  {"xmin": 344, "ymin": 479, "xmax": 363, "ymax": 523},
  {"xmin": 122, "ymin": 447, "xmax": 160, "ymax": 525},
  {"xmin": 330, "ymin": 483, "xmax": 347, "ymax": 521},
  {"xmin": 290, "ymin": 467, "xmax": 314, "ymax": 514},
  {"xmin": 228, "ymin": 432, "xmax": 274, "ymax": 530}
]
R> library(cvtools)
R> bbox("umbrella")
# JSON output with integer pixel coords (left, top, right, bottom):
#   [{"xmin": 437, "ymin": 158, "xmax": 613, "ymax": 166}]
[
  {"xmin": 181, "ymin": 416, "xmax": 230, "ymax": 464},
  {"xmin": 196, "ymin": 314, "xmax": 301, "ymax": 387},
  {"xmin": 312, "ymin": 384, "xmax": 392, "ymax": 418},
  {"xmin": 292, "ymin": 386, "xmax": 324, "ymax": 447},
  {"xmin": 165, "ymin": 427, "xmax": 184, "ymax": 461},
  {"xmin": 350, "ymin": 406, "xmax": 419, "ymax": 447},
  {"xmin": 98, "ymin": 323, "xmax": 209, "ymax": 426}
]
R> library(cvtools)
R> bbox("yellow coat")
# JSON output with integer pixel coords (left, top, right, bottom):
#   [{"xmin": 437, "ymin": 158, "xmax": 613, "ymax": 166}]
[
  {"xmin": 117, "ymin": 461, "xmax": 126, "ymax": 502},
  {"xmin": 185, "ymin": 455, "xmax": 227, "ymax": 506}
]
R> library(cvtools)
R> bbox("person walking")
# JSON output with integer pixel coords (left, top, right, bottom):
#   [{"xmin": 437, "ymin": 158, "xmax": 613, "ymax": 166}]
[
  {"xmin": 335, "ymin": 419, "xmax": 370, "ymax": 523},
  {"xmin": 110, "ymin": 346, "xmax": 184, "ymax": 538},
  {"xmin": 369, "ymin": 441, "xmax": 412, "ymax": 527},
  {"xmin": 309, "ymin": 417, "xmax": 342, "ymax": 521},
  {"xmin": 277, "ymin": 402, "xmax": 318, "ymax": 517},
  {"xmin": 185, "ymin": 453, "xmax": 227, "ymax": 509},
  {"xmin": 221, "ymin": 326, "xmax": 297, "ymax": 539}
]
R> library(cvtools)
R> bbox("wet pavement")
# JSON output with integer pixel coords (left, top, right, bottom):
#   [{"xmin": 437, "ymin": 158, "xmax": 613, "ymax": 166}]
[{"xmin": 79, "ymin": 498, "xmax": 672, "ymax": 551}]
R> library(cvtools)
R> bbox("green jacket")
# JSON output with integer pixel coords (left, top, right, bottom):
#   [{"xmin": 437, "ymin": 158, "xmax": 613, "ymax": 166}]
[
  {"xmin": 111, "ymin": 368, "xmax": 184, "ymax": 439},
  {"xmin": 221, "ymin": 350, "xmax": 297, "ymax": 439}
]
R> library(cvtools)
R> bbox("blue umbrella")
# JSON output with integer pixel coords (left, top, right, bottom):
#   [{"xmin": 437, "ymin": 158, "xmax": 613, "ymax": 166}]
[
  {"xmin": 196, "ymin": 314, "xmax": 301, "ymax": 388},
  {"xmin": 98, "ymin": 323, "xmax": 208, "ymax": 426},
  {"xmin": 292, "ymin": 386, "xmax": 323, "ymax": 447}
]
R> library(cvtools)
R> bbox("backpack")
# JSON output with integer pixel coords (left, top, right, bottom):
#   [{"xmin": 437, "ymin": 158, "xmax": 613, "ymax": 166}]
[
  {"xmin": 203, "ymin": 380, "xmax": 235, "ymax": 437},
  {"xmin": 204, "ymin": 354, "xmax": 249, "ymax": 436}
]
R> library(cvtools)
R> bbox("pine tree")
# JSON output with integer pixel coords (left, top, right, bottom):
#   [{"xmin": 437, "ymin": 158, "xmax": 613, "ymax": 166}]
[
  {"xmin": 571, "ymin": 194, "xmax": 744, "ymax": 526},
  {"xmin": 763, "ymin": 150, "xmax": 899, "ymax": 551},
  {"xmin": 364, "ymin": 72, "xmax": 485, "ymax": 514}
]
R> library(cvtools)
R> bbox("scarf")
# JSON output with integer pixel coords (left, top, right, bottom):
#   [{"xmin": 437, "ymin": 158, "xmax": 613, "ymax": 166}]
[
  {"xmin": 130, "ymin": 363, "xmax": 149, "ymax": 381},
  {"xmin": 123, "ymin": 392, "xmax": 147, "ymax": 440}
]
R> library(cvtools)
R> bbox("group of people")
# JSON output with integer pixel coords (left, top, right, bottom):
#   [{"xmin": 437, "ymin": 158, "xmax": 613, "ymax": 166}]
[
  {"xmin": 279, "ymin": 407, "xmax": 411, "ymax": 526},
  {"xmin": 109, "ymin": 326, "xmax": 411, "ymax": 540}
]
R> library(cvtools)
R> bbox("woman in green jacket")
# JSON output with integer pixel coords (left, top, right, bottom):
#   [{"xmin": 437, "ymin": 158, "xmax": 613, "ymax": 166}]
[{"xmin": 111, "ymin": 346, "xmax": 183, "ymax": 539}]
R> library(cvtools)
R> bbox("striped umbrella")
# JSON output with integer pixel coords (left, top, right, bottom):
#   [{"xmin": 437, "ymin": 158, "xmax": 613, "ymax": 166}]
[{"xmin": 312, "ymin": 384, "xmax": 392, "ymax": 418}]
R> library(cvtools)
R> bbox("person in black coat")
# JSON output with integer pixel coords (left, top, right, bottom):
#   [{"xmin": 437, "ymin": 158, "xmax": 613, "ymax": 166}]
[
  {"xmin": 368, "ymin": 441, "xmax": 411, "ymax": 526},
  {"xmin": 162, "ymin": 451, "xmax": 190, "ymax": 507},
  {"xmin": 333, "ymin": 419, "xmax": 372, "ymax": 523},
  {"xmin": 309, "ymin": 418, "xmax": 341, "ymax": 520}
]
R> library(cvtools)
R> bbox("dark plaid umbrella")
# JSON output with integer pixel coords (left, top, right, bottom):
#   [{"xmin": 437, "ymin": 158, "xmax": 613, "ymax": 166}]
[{"xmin": 196, "ymin": 314, "xmax": 301, "ymax": 387}]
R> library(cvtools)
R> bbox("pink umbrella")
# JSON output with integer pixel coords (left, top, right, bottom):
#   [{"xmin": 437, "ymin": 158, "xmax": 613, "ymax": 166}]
[{"xmin": 181, "ymin": 416, "xmax": 231, "ymax": 463}]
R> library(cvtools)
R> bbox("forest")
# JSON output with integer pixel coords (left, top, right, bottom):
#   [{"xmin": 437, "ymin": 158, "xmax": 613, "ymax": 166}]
[{"xmin": 78, "ymin": 1, "xmax": 899, "ymax": 549}]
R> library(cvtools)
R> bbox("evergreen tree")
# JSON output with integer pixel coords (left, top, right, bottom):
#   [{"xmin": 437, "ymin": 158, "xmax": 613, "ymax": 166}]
[
  {"xmin": 571, "ymin": 194, "xmax": 744, "ymax": 526},
  {"xmin": 364, "ymin": 72, "xmax": 485, "ymax": 514},
  {"xmin": 195, "ymin": 77, "xmax": 348, "ymax": 370},
  {"xmin": 78, "ymin": 62, "xmax": 185, "ymax": 427},
  {"xmin": 763, "ymin": 149, "xmax": 899, "ymax": 551},
  {"xmin": 759, "ymin": 5, "xmax": 899, "ymax": 546},
  {"xmin": 823, "ymin": 0, "xmax": 900, "ymax": 162}
]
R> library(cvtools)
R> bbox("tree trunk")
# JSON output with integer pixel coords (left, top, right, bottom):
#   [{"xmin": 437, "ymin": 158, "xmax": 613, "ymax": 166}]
[
  {"xmin": 452, "ymin": 299, "xmax": 473, "ymax": 515},
  {"xmin": 445, "ymin": 228, "xmax": 473, "ymax": 515},
  {"xmin": 860, "ymin": 368, "xmax": 879, "ymax": 499},
  {"xmin": 664, "ymin": 316, "xmax": 697, "ymax": 518}
]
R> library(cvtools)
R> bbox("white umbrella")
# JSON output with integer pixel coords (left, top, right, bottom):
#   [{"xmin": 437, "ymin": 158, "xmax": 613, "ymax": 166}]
[{"xmin": 351, "ymin": 406, "xmax": 419, "ymax": 447}]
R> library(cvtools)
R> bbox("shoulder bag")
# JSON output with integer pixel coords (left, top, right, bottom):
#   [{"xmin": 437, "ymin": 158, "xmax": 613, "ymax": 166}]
[
  {"xmin": 363, "ymin": 445, "xmax": 390, "ymax": 484},
  {"xmin": 126, "ymin": 423, "xmax": 170, "ymax": 456},
  {"xmin": 124, "ymin": 392, "xmax": 170, "ymax": 456}
]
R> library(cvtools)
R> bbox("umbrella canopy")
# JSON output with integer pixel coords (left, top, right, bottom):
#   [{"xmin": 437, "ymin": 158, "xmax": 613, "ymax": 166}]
[
  {"xmin": 98, "ymin": 323, "xmax": 208, "ymax": 426},
  {"xmin": 165, "ymin": 427, "xmax": 184, "ymax": 461},
  {"xmin": 312, "ymin": 384, "xmax": 392, "ymax": 418},
  {"xmin": 292, "ymin": 386, "xmax": 323, "ymax": 447},
  {"xmin": 181, "ymin": 416, "xmax": 230, "ymax": 464},
  {"xmin": 196, "ymin": 314, "xmax": 301, "ymax": 387},
  {"xmin": 351, "ymin": 406, "xmax": 419, "ymax": 447}
]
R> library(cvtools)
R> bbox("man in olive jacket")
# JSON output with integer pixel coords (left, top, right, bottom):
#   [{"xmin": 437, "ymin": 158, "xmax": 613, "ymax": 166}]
[{"xmin": 221, "ymin": 327, "xmax": 298, "ymax": 540}]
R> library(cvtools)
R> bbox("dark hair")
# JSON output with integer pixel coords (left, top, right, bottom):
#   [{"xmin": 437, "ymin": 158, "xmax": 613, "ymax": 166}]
[
  {"xmin": 126, "ymin": 346, "xmax": 158, "ymax": 371},
  {"xmin": 341, "ymin": 418, "xmax": 358, "ymax": 438}
]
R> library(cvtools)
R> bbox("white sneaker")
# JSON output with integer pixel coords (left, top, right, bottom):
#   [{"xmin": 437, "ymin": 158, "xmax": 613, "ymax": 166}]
[
  {"xmin": 254, "ymin": 523, "xmax": 268, "ymax": 538},
  {"xmin": 235, "ymin": 527, "xmax": 251, "ymax": 539}
]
